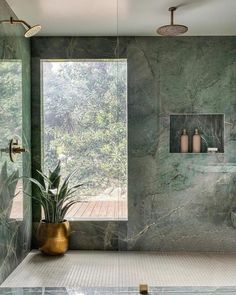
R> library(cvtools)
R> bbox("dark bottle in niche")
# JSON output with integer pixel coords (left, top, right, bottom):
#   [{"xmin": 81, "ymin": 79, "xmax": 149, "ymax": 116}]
[
  {"xmin": 192, "ymin": 128, "xmax": 201, "ymax": 153},
  {"xmin": 180, "ymin": 129, "xmax": 189, "ymax": 153}
]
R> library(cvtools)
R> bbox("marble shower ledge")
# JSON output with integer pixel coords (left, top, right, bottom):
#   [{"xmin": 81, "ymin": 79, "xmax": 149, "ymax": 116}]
[
  {"xmin": 1, "ymin": 287, "xmax": 236, "ymax": 295},
  {"xmin": 194, "ymin": 163, "xmax": 236, "ymax": 173}
]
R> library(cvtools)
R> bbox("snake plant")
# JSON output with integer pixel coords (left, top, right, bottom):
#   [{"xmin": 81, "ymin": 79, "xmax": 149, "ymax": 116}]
[{"xmin": 29, "ymin": 161, "xmax": 82, "ymax": 223}]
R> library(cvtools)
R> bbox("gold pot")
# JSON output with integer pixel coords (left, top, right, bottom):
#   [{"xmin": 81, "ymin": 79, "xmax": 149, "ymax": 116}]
[{"xmin": 37, "ymin": 220, "xmax": 70, "ymax": 255}]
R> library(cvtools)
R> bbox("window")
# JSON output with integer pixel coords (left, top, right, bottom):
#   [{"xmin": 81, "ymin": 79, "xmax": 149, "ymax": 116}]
[
  {"xmin": 42, "ymin": 60, "xmax": 127, "ymax": 220},
  {"xmin": 0, "ymin": 61, "xmax": 23, "ymax": 220}
]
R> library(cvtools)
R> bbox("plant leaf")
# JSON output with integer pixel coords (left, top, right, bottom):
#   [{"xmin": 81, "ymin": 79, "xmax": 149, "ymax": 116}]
[{"xmin": 49, "ymin": 161, "xmax": 61, "ymax": 189}]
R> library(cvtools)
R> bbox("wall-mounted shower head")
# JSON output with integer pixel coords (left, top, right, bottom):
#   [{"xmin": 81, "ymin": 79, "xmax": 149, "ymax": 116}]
[
  {"xmin": 157, "ymin": 7, "xmax": 188, "ymax": 36},
  {"xmin": 0, "ymin": 17, "xmax": 41, "ymax": 38},
  {"xmin": 24, "ymin": 24, "xmax": 42, "ymax": 38}
]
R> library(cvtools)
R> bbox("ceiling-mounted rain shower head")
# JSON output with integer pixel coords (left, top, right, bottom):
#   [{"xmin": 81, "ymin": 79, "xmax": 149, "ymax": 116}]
[
  {"xmin": 157, "ymin": 7, "xmax": 188, "ymax": 36},
  {"xmin": 0, "ymin": 17, "xmax": 41, "ymax": 37}
]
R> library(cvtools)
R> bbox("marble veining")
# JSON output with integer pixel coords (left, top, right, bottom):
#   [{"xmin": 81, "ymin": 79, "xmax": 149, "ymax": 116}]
[
  {"xmin": 0, "ymin": 0, "xmax": 31, "ymax": 285},
  {"xmin": 127, "ymin": 37, "xmax": 236, "ymax": 251},
  {"xmin": 31, "ymin": 36, "xmax": 236, "ymax": 251}
]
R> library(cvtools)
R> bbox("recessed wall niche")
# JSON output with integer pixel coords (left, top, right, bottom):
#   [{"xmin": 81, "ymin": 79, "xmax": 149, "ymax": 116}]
[{"xmin": 170, "ymin": 114, "xmax": 224, "ymax": 153}]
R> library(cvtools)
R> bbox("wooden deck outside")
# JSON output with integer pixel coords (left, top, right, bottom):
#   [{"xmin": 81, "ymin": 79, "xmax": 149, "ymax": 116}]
[
  {"xmin": 10, "ymin": 198, "xmax": 127, "ymax": 220},
  {"xmin": 66, "ymin": 200, "xmax": 127, "ymax": 220}
]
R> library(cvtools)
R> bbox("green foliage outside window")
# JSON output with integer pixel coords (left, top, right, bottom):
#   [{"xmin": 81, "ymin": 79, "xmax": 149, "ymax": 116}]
[{"xmin": 43, "ymin": 60, "xmax": 127, "ymax": 200}]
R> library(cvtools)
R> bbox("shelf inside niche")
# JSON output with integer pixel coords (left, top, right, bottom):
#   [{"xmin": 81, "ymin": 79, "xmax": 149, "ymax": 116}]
[{"xmin": 170, "ymin": 114, "xmax": 224, "ymax": 153}]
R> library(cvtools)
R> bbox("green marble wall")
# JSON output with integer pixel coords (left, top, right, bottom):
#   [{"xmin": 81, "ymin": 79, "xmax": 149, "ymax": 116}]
[
  {"xmin": 127, "ymin": 37, "xmax": 236, "ymax": 251},
  {"xmin": 0, "ymin": 0, "xmax": 31, "ymax": 284},
  {"xmin": 31, "ymin": 36, "xmax": 236, "ymax": 251}
]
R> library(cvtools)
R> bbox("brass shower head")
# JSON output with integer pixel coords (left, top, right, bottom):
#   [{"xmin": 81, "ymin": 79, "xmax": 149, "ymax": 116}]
[
  {"xmin": 157, "ymin": 7, "xmax": 188, "ymax": 36},
  {"xmin": 0, "ymin": 17, "xmax": 41, "ymax": 37}
]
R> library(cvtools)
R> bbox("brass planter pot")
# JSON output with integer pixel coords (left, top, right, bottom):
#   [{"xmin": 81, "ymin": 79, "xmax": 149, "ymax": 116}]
[{"xmin": 37, "ymin": 220, "xmax": 70, "ymax": 255}]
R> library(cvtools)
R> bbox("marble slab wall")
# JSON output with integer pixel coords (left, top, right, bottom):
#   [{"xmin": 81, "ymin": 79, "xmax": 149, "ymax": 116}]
[
  {"xmin": 0, "ymin": 0, "xmax": 31, "ymax": 284},
  {"xmin": 31, "ymin": 36, "xmax": 236, "ymax": 252},
  {"xmin": 127, "ymin": 37, "xmax": 236, "ymax": 251}
]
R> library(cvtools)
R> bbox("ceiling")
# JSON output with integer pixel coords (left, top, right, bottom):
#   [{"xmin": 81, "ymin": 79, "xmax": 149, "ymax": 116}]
[{"xmin": 6, "ymin": 0, "xmax": 236, "ymax": 36}]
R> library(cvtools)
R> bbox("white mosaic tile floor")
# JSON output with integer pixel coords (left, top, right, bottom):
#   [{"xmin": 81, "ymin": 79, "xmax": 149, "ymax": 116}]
[{"xmin": 2, "ymin": 251, "xmax": 236, "ymax": 287}]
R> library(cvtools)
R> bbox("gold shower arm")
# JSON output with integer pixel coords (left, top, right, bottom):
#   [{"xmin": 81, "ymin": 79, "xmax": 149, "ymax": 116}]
[
  {"xmin": 0, "ymin": 17, "xmax": 31, "ymax": 29},
  {"xmin": 0, "ymin": 17, "xmax": 41, "ymax": 37},
  {"xmin": 169, "ymin": 7, "xmax": 176, "ymax": 26}
]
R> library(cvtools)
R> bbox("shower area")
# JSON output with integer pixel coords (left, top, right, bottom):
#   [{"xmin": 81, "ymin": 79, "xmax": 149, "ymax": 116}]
[
  {"xmin": 0, "ymin": 0, "xmax": 31, "ymax": 284},
  {"xmin": 1, "ymin": 0, "xmax": 236, "ymax": 294}
]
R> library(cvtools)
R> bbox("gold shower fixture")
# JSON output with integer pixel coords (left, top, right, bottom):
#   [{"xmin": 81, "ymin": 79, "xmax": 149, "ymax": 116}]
[
  {"xmin": 157, "ymin": 7, "xmax": 188, "ymax": 36},
  {"xmin": 0, "ymin": 17, "xmax": 41, "ymax": 37}
]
